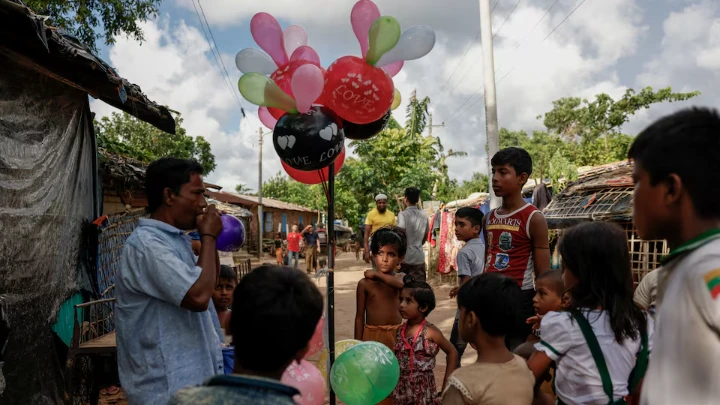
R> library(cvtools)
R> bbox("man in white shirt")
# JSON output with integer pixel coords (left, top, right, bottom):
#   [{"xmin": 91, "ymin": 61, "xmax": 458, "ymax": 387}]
[
  {"xmin": 397, "ymin": 187, "xmax": 429, "ymax": 281},
  {"xmin": 628, "ymin": 107, "xmax": 720, "ymax": 405},
  {"xmin": 633, "ymin": 268, "xmax": 659, "ymax": 313}
]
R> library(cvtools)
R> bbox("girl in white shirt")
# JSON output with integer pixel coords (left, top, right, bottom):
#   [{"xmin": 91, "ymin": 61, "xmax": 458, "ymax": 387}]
[{"xmin": 527, "ymin": 222, "xmax": 652, "ymax": 405}]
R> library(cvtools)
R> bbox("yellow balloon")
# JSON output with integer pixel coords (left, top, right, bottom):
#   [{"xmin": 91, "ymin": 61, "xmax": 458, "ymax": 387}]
[
  {"xmin": 317, "ymin": 339, "xmax": 362, "ymax": 380},
  {"xmin": 391, "ymin": 88, "xmax": 401, "ymax": 110}
]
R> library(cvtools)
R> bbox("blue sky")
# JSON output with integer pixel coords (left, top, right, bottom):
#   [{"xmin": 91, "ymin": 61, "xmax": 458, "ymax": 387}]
[{"xmin": 90, "ymin": 0, "xmax": 720, "ymax": 192}]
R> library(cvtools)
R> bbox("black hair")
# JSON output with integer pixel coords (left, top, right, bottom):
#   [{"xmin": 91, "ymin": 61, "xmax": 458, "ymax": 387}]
[
  {"xmin": 219, "ymin": 265, "xmax": 237, "ymax": 282},
  {"xmin": 491, "ymin": 147, "xmax": 533, "ymax": 179},
  {"xmin": 457, "ymin": 273, "xmax": 521, "ymax": 337},
  {"xmin": 230, "ymin": 265, "xmax": 323, "ymax": 372},
  {"xmin": 455, "ymin": 207, "xmax": 484, "ymax": 228},
  {"xmin": 559, "ymin": 222, "xmax": 647, "ymax": 343},
  {"xmin": 402, "ymin": 275, "xmax": 436, "ymax": 316},
  {"xmin": 536, "ymin": 270, "xmax": 564, "ymax": 297},
  {"xmin": 145, "ymin": 157, "xmax": 204, "ymax": 213},
  {"xmin": 628, "ymin": 107, "xmax": 720, "ymax": 219},
  {"xmin": 404, "ymin": 187, "xmax": 421, "ymax": 205},
  {"xmin": 370, "ymin": 226, "xmax": 407, "ymax": 257}
]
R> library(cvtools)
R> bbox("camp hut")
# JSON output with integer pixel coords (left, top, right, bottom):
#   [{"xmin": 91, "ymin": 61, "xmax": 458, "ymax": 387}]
[
  {"xmin": 0, "ymin": 0, "xmax": 175, "ymax": 402},
  {"xmin": 542, "ymin": 161, "xmax": 668, "ymax": 285}
]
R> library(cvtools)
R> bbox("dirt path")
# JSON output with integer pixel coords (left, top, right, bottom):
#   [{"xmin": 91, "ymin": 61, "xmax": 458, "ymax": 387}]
[{"xmin": 99, "ymin": 253, "xmax": 473, "ymax": 404}]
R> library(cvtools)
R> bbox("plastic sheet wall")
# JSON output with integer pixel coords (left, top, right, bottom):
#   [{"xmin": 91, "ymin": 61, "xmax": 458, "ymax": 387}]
[{"xmin": 0, "ymin": 56, "xmax": 97, "ymax": 403}]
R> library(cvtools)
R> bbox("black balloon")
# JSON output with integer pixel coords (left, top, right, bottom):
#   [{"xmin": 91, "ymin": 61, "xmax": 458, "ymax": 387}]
[
  {"xmin": 273, "ymin": 106, "xmax": 345, "ymax": 171},
  {"xmin": 342, "ymin": 109, "xmax": 391, "ymax": 140}
]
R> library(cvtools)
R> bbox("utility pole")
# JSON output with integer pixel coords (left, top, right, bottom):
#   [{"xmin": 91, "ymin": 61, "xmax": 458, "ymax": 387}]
[
  {"xmin": 257, "ymin": 127, "xmax": 264, "ymax": 260},
  {"xmin": 428, "ymin": 113, "xmax": 445, "ymax": 138},
  {"xmin": 479, "ymin": 0, "xmax": 501, "ymax": 208}
]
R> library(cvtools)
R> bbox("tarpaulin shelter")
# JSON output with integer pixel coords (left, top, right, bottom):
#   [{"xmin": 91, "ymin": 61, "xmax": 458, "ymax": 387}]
[{"xmin": 0, "ymin": 0, "xmax": 175, "ymax": 402}]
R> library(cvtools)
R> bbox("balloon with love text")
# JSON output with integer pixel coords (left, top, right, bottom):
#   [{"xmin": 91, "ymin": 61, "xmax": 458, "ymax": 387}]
[
  {"xmin": 321, "ymin": 56, "xmax": 394, "ymax": 125},
  {"xmin": 273, "ymin": 106, "xmax": 345, "ymax": 171}
]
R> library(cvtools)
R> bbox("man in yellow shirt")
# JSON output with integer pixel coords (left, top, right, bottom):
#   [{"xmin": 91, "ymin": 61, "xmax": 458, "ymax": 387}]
[{"xmin": 363, "ymin": 194, "xmax": 397, "ymax": 264}]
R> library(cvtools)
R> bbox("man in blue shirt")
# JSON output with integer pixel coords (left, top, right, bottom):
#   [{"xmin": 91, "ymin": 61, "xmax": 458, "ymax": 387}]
[
  {"xmin": 301, "ymin": 224, "xmax": 320, "ymax": 274},
  {"xmin": 115, "ymin": 157, "xmax": 224, "ymax": 405},
  {"xmin": 168, "ymin": 265, "xmax": 324, "ymax": 405}
]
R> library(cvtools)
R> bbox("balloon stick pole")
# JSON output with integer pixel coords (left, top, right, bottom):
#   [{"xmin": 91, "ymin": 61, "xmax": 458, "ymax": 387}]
[{"xmin": 327, "ymin": 161, "xmax": 336, "ymax": 405}]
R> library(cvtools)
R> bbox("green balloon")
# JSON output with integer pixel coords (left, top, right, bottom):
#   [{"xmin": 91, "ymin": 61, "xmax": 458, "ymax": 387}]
[
  {"xmin": 238, "ymin": 73, "xmax": 297, "ymax": 113},
  {"xmin": 365, "ymin": 16, "xmax": 401, "ymax": 66},
  {"xmin": 329, "ymin": 341, "xmax": 400, "ymax": 405}
]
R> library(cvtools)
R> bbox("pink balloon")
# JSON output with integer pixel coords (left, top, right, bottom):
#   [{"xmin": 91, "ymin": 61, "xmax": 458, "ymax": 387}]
[
  {"xmin": 250, "ymin": 13, "xmax": 287, "ymax": 67},
  {"xmin": 304, "ymin": 316, "xmax": 325, "ymax": 357},
  {"xmin": 284, "ymin": 25, "xmax": 308, "ymax": 60},
  {"xmin": 258, "ymin": 107, "xmax": 277, "ymax": 129},
  {"xmin": 351, "ymin": 0, "xmax": 381, "ymax": 58},
  {"xmin": 291, "ymin": 64, "xmax": 325, "ymax": 114},
  {"xmin": 382, "ymin": 60, "xmax": 404, "ymax": 77},
  {"xmin": 282, "ymin": 360, "xmax": 325, "ymax": 405},
  {"xmin": 290, "ymin": 46, "xmax": 321, "ymax": 66}
]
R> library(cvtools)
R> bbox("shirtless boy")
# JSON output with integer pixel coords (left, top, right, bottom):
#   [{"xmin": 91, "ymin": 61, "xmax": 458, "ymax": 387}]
[{"xmin": 354, "ymin": 227, "xmax": 407, "ymax": 350}]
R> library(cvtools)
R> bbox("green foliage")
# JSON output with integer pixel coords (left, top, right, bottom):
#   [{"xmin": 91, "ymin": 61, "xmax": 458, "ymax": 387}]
[
  {"xmin": 95, "ymin": 112, "xmax": 217, "ymax": 174},
  {"xmin": 540, "ymin": 86, "xmax": 700, "ymax": 145},
  {"xmin": 234, "ymin": 184, "xmax": 254, "ymax": 195},
  {"xmin": 25, "ymin": 0, "xmax": 162, "ymax": 53},
  {"xmin": 436, "ymin": 172, "xmax": 489, "ymax": 202},
  {"xmin": 405, "ymin": 93, "xmax": 430, "ymax": 136}
]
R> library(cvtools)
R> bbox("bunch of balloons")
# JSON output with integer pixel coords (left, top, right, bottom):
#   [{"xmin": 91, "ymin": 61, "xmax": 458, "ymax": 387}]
[{"xmin": 235, "ymin": 0, "xmax": 435, "ymax": 185}]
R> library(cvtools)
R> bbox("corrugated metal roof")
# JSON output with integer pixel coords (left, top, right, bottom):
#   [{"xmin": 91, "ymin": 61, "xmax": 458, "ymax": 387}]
[{"xmin": 206, "ymin": 190, "xmax": 316, "ymax": 213}]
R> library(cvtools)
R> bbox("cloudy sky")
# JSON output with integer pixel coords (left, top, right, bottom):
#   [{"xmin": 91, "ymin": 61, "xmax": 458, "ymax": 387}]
[{"xmin": 90, "ymin": 0, "xmax": 720, "ymax": 192}]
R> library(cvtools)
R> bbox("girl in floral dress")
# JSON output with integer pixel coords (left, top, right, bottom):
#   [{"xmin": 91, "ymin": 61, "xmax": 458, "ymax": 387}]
[{"xmin": 393, "ymin": 276, "xmax": 459, "ymax": 405}]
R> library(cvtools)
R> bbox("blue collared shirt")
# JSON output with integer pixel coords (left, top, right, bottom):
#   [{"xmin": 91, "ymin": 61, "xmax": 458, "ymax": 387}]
[
  {"xmin": 168, "ymin": 374, "xmax": 300, "ymax": 405},
  {"xmin": 115, "ymin": 218, "xmax": 223, "ymax": 405}
]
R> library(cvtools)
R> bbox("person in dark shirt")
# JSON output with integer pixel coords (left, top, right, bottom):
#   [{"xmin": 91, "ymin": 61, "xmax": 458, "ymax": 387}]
[
  {"xmin": 168, "ymin": 265, "xmax": 324, "ymax": 405},
  {"xmin": 274, "ymin": 232, "xmax": 284, "ymax": 265},
  {"xmin": 301, "ymin": 225, "xmax": 320, "ymax": 274}
]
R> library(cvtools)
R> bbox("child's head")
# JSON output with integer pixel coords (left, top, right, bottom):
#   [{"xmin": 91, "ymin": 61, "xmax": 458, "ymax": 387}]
[
  {"xmin": 370, "ymin": 226, "xmax": 407, "ymax": 274},
  {"xmin": 454, "ymin": 207, "xmax": 484, "ymax": 242},
  {"xmin": 533, "ymin": 270, "xmax": 564, "ymax": 316},
  {"xmin": 213, "ymin": 265, "xmax": 237, "ymax": 311},
  {"xmin": 457, "ymin": 273, "xmax": 521, "ymax": 343},
  {"xmin": 628, "ymin": 107, "xmax": 720, "ymax": 242},
  {"xmin": 276, "ymin": 232, "xmax": 282, "ymax": 238},
  {"xmin": 490, "ymin": 147, "xmax": 533, "ymax": 198},
  {"xmin": 230, "ymin": 265, "xmax": 323, "ymax": 376},
  {"xmin": 399, "ymin": 275, "xmax": 436, "ymax": 320},
  {"xmin": 559, "ymin": 222, "xmax": 646, "ymax": 342}
]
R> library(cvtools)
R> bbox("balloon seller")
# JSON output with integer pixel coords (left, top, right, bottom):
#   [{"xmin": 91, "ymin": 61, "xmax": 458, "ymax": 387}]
[
  {"xmin": 392, "ymin": 276, "xmax": 458, "ymax": 404},
  {"xmin": 169, "ymin": 265, "xmax": 324, "ymax": 404}
]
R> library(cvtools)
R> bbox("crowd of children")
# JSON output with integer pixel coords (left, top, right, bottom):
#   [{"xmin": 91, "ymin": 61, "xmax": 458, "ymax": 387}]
[{"xmin": 165, "ymin": 107, "xmax": 720, "ymax": 405}]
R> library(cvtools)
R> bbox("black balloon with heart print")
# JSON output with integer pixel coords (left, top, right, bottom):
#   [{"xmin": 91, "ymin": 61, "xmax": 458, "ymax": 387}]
[
  {"xmin": 273, "ymin": 106, "xmax": 345, "ymax": 171},
  {"xmin": 342, "ymin": 109, "xmax": 391, "ymax": 140}
]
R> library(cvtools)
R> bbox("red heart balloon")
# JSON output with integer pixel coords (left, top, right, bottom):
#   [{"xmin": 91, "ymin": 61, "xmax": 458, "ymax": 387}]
[
  {"xmin": 321, "ymin": 56, "xmax": 394, "ymax": 125},
  {"xmin": 281, "ymin": 148, "xmax": 345, "ymax": 185}
]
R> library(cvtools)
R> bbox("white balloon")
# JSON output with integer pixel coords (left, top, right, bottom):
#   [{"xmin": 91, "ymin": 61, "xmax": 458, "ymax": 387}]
[
  {"xmin": 235, "ymin": 48, "xmax": 277, "ymax": 74},
  {"xmin": 283, "ymin": 25, "xmax": 308, "ymax": 59},
  {"xmin": 375, "ymin": 25, "xmax": 436, "ymax": 68}
]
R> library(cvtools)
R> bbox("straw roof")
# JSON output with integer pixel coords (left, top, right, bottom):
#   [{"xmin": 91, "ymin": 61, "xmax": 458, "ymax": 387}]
[
  {"xmin": 207, "ymin": 190, "xmax": 316, "ymax": 213},
  {"xmin": 543, "ymin": 161, "xmax": 634, "ymax": 228}
]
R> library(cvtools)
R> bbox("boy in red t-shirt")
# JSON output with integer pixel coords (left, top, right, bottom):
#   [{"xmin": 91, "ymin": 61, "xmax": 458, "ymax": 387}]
[
  {"xmin": 483, "ymin": 147, "xmax": 551, "ymax": 350},
  {"xmin": 286, "ymin": 225, "xmax": 302, "ymax": 269}
]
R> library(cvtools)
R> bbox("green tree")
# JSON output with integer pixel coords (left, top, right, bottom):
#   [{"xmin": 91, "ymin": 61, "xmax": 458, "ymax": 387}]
[
  {"xmin": 405, "ymin": 90, "xmax": 430, "ymax": 137},
  {"xmin": 234, "ymin": 184, "xmax": 254, "ymax": 195},
  {"xmin": 95, "ymin": 112, "xmax": 217, "ymax": 174},
  {"xmin": 437, "ymin": 172, "xmax": 489, "ymax": 202},
  {"xmin": 25, "ymin": 0, "xmax": 163, "ymax": 53},
  {"xmin": 540, "ymin": 86, "xmax": 700, "ymax": 161}
]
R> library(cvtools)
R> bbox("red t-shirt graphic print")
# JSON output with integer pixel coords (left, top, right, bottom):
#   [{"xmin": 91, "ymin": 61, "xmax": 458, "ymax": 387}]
[{"xmin": 485, "ymin": 204, "xmax": 539, "ymax": 290}]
